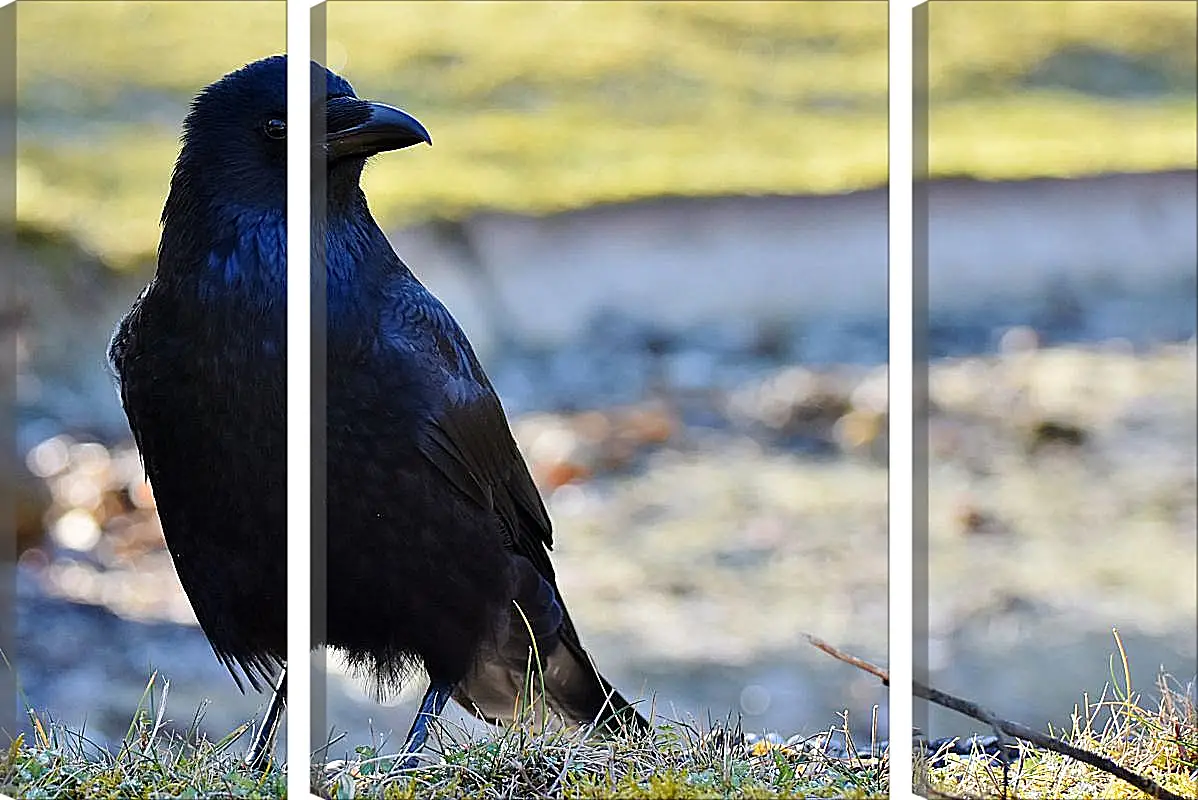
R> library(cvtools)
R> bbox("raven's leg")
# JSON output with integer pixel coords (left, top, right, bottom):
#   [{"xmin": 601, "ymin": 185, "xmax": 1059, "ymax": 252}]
[
  {"xmin": 245, "ymin": 666, "xmax": 288, "ymax": 771},
  {"xmin": 396, "ymin": 680, "xmax": 454, "ymax": 770}
]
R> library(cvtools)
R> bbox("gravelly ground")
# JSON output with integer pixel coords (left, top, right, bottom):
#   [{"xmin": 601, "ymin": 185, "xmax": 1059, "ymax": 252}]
[
  {"xmin": 922, "ymin": 339, "xmax": 1197, "ymax": 738},
  {"xmin": 928, "ymin": 341, "xmax": 1197, "ymax": 634}
]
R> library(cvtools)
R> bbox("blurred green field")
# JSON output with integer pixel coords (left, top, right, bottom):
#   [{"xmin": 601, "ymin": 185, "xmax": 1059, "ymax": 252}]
[
  {"xmin": 927, "ymin": 1, "xmax": 1197, "ymax": 178},
  {"xmin": 14, "ymin": 1, "xmax": 1196, "ymax": 267}
]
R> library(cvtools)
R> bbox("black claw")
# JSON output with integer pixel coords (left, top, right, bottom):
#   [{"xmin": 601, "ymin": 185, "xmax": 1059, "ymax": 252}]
[
  {"xmin": 245, "ymin": 667, "xmax": 287, "ymax": 771},
  {"xmin": 396, "ymin": 680, "xmax": 454, "ymax": 768}
]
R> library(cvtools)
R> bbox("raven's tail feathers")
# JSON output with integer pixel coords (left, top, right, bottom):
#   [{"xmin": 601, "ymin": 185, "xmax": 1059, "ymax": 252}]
[
  {"xmin": 544, "ymin": 635, "xmax": 651, "ymax": 736},
  {"xmin": 453, "ymin": 555, "xmax": 650, "ymax": 735},
  {"xmin": 452, "ymin": 613, "xmax": 651, "ymax": 737},
  {"xmin": 453, "ymin": 627, "xmax": 650, "ymax": 736}
]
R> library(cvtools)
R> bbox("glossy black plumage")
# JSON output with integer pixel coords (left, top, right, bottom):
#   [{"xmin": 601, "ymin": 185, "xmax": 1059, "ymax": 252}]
[{"xmin": 109, "ymin": 55, "xmax": 646, "ymax": 753}]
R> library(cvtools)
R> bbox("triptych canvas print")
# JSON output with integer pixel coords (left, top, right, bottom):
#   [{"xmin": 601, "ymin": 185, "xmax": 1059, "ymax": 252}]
[{"xmin": 1, "ymin": 2, "xmax": 1194, "ymax": 797}]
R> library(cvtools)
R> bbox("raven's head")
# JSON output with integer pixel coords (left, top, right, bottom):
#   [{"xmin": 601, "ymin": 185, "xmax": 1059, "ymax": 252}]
[
  {"xmin": 157, "ymin": 55, "xmax": 431, "ymax": 292},
  {"xmin": 165, "ymin": 54, "xmax": 430, "ymax": 221}
]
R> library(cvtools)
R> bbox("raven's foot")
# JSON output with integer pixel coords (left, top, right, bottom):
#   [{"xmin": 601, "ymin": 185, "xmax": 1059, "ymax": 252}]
[
  {"xmin": 395, "ymin": 680, "xmax": 454, "ymax": 770},
  {"xmin": 245, "ymin": 667, "xmax": 288, "ymax": 771}
]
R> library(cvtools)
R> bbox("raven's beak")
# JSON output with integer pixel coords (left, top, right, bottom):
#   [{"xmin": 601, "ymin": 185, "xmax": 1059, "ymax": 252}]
[{"xmin": 325, "ymin": 96, "xmax": 431, "ymax": 161}]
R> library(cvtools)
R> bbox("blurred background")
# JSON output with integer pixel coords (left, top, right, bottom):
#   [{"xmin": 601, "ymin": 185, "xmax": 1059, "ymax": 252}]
[
  {"xmin": 8, "ymin": 0, "xmax": 891, "ymax": 756},
  {"xmin": 923, "ymin": 1, "xmax": 1197, "ymax": 740}
]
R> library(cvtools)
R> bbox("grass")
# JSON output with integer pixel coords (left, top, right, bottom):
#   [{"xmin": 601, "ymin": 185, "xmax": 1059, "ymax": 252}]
[
  {"xmin": 14, "ymin": 1, "xmax": 1196, "ymax": 267},
  {"xmin": 1, "ymin": 674, "xmax": 885, "ymax": 800},
  {"xmin": 316, "ymin": 712, "xmax": 886, "ymax": 799},
  {"xmin": 0, "ymin": 674, "xmax": 286, "ymax": 799},
  {"xmin": 7, "ymin": 650, "xmax": 1194, "ymax": 799},
  {"xmin": 923, "ymin": 642, "xmax": 1198, "ymax": 800}
]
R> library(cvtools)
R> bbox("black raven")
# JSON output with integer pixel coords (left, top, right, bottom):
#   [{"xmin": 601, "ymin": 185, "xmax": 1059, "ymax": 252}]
[{"xmin": 109, "ymin": 55, "xmax": 647, "ymax": 767}]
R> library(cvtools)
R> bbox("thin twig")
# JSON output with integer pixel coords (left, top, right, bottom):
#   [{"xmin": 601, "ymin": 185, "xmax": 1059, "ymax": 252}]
[{"xmin": 804, "ymin": 634, "xmax": 1187, "ymax": 800}]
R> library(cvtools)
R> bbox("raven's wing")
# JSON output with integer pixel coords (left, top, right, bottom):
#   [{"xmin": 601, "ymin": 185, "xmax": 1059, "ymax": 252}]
[
  {"xmin": 400, "ymin": 285, "xmax": 647, "ymax": 732},
  {"xmin": 108, "ymin": 286, "xmax": 283, "ymax": 694},
  {"xmin": 390, "ymin": 282, "xmax": 554, "ymax": 562},
  {"xmin": 421, "ymin": 364, "xmax": 557, "ymax": 575}
]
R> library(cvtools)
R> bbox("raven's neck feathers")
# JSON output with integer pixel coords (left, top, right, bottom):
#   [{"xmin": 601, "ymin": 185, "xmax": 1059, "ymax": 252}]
[
  {"xmin": 157, "ymin": 180, "xmax": 411, "ymax": 313},
  {"xmin": 321, "ymin": 190, "xmax": 414, "ymax": 299},
  {"xmin": 159, "ymin": 170, "xmax": 287, "ymax": 306}
]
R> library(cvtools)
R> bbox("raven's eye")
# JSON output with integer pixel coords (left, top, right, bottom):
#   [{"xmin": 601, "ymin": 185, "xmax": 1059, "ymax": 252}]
[{"xmin": 262, "ymin": 117, "xmax": 286, "ymax": 141}]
